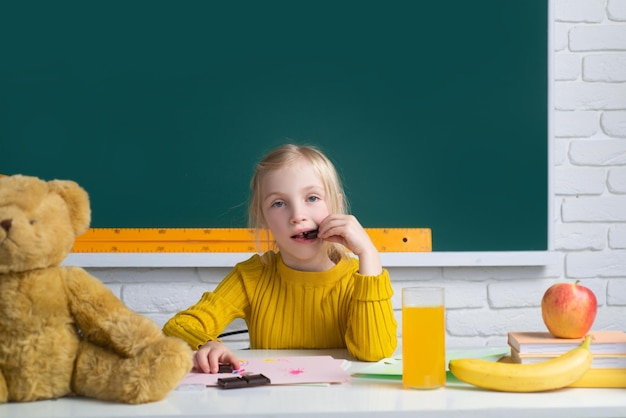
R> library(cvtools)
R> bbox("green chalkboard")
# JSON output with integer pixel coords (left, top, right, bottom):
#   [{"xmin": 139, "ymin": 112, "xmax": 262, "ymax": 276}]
[{"xmin": 1, "ymin": 1, "xmax": 548, "ymax": 251}]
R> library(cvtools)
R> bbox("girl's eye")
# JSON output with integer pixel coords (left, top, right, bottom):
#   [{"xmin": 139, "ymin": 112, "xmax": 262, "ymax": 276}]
[
  {"xmin": 307, "ymin": 196, "xmax": 320, "ymax": 202},
  {"xmin": 271, "ymin": 201, "xmax": 285, "ymax": 208}
]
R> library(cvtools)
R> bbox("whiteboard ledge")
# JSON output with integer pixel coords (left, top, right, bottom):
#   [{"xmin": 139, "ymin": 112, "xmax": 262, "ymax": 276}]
[
  {"xmin": 64, "ymin": 251, "xmax": 559, "ymax": 268},
  {"xmin": 379, "ymin": 251, "xmax": 559, "ymax": 267}
]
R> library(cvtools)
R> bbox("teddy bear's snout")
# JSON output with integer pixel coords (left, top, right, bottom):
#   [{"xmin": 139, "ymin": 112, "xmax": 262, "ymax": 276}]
[{"xmin": 1, "ymin": 219, "xmax": 12, "ymax": 232}]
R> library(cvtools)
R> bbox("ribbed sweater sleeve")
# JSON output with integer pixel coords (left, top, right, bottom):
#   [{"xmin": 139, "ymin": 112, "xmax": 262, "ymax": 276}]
[{"xmin": 345, "ymin": 269, "xmax": 398, "ymax": 361}]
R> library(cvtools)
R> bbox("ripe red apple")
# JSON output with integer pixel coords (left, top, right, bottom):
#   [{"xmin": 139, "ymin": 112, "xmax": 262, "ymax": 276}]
[{"xmin": 541, "ymin": 281, "xmax": 597, "ymax": 338}]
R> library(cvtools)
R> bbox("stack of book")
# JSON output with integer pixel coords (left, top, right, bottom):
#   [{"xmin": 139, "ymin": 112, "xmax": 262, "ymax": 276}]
[{"xmin": 507, "ymin": 330, "xmax": 626, "ymax": 388}]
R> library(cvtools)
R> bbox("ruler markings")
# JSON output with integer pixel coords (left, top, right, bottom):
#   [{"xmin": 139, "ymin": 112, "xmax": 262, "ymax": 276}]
[{"xmin": 72, "ymin": 228, "xmax": 431, "ymax": 253}]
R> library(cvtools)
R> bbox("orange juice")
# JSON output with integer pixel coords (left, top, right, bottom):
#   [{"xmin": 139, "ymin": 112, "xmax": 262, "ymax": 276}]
[{"xmin": 402, "ymin": 305, "xmax": 445, "ymax": 389}]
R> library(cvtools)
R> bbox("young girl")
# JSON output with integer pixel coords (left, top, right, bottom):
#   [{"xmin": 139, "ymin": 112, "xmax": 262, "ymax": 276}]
[{"xmin": 163, "ymin": 144, "xmax": 397, "ymax": 373}]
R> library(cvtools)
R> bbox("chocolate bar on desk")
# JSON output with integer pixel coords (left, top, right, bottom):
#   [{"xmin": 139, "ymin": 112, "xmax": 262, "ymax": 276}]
[{"xmin": 217, "ymin": 374, "xmax": 271, "ymax": 389}]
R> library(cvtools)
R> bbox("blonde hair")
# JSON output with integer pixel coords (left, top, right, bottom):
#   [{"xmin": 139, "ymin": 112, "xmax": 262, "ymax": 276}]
[{"xmin": 248, "ymin": 144, "xmax": 349, "ymax": 262}]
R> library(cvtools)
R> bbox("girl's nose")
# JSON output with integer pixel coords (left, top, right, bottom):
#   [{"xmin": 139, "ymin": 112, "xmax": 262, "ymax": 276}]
[
  {"xmin": 290, "ymin": 213, "xmax": 307, "ymax": 224},
  {"xmin": 289, "ymin": 205, "xmax": 307, "ymax": 224}
]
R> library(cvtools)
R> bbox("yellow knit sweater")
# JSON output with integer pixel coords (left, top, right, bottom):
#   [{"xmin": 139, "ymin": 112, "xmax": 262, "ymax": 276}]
[{"xmin": 163, "ymin": 252, "xmax": 397, "ymax": 361}]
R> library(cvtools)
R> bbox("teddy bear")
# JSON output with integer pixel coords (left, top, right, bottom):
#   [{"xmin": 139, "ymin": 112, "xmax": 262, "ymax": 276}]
[{"xmin": 0, "ymin": 174, "xmax": 193, "ymax": 404}]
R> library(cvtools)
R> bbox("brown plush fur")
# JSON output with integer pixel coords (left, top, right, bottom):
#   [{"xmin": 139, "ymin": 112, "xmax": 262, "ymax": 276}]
[{"xmin": 0, "ymin": 175, "xmax": 192, "ymax": 404}]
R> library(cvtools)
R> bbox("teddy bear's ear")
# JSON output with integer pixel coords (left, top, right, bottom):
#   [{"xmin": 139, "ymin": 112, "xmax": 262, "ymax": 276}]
[{"xmin": 48, "ymin": 180, "xmax": 92, "ymax": 236}]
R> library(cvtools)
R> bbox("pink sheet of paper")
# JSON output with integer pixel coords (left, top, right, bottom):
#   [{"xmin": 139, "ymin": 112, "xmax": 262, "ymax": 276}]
[{"xmin": 180, "ymin": 355, "xmax": 350, "ymax": 386}]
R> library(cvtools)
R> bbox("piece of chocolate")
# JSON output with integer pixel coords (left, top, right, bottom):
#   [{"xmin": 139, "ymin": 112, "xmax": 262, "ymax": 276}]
[
  {"xmin": 217, "ymin": 376, "xmax": 247, "ymax": 389},
  {"xmin": 243, "ymin": 374, "xmax": 270, "ymax": 385},
  {"xmin": 218, "ymin": 363, "xmax": 234, "ymax": 374}
]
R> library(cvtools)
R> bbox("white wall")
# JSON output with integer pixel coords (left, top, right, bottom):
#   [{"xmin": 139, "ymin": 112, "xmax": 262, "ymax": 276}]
[{"xmin": 85, "ymin": 0, "xmax": 626, "ymax": 349}]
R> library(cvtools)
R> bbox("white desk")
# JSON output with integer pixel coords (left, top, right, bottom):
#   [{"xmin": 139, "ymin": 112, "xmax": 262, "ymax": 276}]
[{"xmin": 2, "ymin": 349, "xmax": 625, "ymax": 418}]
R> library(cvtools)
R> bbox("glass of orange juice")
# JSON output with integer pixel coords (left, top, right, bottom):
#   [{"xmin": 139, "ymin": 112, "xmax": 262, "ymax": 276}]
[{"xmin": 402, "ymin": 287, "xmax": 445, "ymax": 389}]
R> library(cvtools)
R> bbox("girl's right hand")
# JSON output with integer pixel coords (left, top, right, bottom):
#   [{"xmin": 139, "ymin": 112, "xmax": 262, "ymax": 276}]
[
  {"xmin": 318, "ymin": 214, "xmax": 382, "ymax": 275},
  {"xmin": 194, "ymin": 341, "xmax": 241, "ymax": 374}
]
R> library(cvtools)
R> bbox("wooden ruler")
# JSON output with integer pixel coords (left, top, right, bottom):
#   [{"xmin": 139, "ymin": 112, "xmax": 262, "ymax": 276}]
[{"xmin": 72, "ymin": 228, "xmax": 432, "ymax": 253}]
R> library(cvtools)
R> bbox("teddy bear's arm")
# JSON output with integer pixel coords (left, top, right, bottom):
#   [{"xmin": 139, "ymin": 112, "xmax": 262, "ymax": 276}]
[{"xmin": 64, "ymin": 266, "xmax": 163, "ymax": 357}]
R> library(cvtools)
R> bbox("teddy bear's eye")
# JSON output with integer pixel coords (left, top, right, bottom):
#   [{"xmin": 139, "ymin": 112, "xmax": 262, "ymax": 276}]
[{"xmin": 30, "ymin": 220, "xmax": 36, "ymax": 225}]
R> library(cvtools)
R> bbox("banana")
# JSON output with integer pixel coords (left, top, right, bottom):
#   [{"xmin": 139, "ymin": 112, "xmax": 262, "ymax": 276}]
[
  {"xmin": 448, "ymin": 335, "xmax": 592, "ymax": 392},
  {"xmin": 568, "ymin": 368, "xmax": 626, "ymax": 388}
]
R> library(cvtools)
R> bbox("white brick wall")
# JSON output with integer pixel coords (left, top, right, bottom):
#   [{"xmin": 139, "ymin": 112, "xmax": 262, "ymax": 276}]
[
  {"xmin": 549, "ymin": 0, "xmax": 626, "ymax": 341},
  {"xmin": 602, "ymin": 111, "xmax": 626, "ymax": 137},
  {"xmin": 608, "ymin": 0, "xmax": 626, "ymax": 20},
  {"xmin": 87, "ymin": 0, "xmax": 626, "ymax": 350}
]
